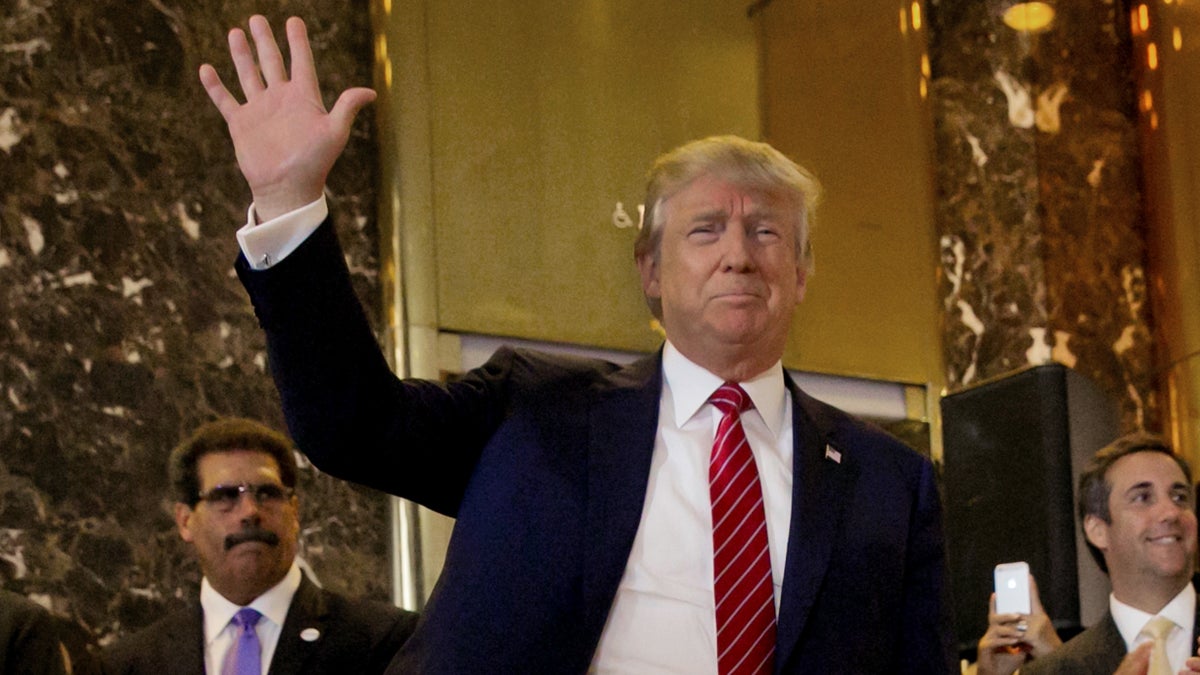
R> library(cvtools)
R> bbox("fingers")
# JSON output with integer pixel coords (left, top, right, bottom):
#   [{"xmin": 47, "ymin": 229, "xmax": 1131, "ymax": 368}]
[
  {"xmin": 1029, "ymin": 574, "xmax": 1045, "ymax": 611},
  {"xmin": 989, "ymin": 610, "xmax": 1022, "ymax": 626},
  {"xmin": 330, "ymin": 87, "xmax": 378, "ymax": 129},
  {"xmin": 1114, "ymin": 641, "xmax": 1152, "ymax": 675},
  {"xmin": 228, "ymin": 26, "xmax": 265, "ymax": 99},
  {"xmin": 286, "ymin": 17, "xmax": 320, "ymax": 99},
  {"xmin": 249, "ymin": 15, "xmax": 288, "ymax": 85},
  {"xmin": 198, "ymin": 64, "xmax": 239, "ymax": 119}
]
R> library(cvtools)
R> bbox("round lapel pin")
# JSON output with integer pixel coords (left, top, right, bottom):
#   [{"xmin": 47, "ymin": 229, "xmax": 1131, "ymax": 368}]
[{"xmin": 300, "ymin": 627, "xmax": 321, "ymax": 642}]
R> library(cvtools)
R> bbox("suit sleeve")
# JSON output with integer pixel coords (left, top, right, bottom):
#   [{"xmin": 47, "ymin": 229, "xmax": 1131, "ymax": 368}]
[
  {"xmin": 367, "ymin": 607, "xmax": 420, "ymax": 673},
  {"xmin": 236, "ymin": 219, "xmax": 513, "ymax": 516},
  {"xmin": 0, "ymin": 593, "xmax": 69, "ymax": 675},
  {"xmin": 900, "ymin": 459, "xmax": 959, "ymax": 675}
]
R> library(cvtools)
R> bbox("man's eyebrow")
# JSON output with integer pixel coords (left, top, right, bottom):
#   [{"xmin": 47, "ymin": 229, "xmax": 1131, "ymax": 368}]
[
  {"xmin": 1123, "ymin": 480, "xmax": 1153, "ymax": 494},
  {"xmin": 686, "ymin": 208, "xmax": 728, "ymax": 224}
]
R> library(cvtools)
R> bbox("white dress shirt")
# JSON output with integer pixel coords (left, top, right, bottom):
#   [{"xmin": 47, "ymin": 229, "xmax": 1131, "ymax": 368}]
[
  {"xmin": 589, "ymin": 342, "xmax": 794, "ymax": 674},
  {"xmin": 1110, "ymin": 581, "xmax": 1196, "ymax": 673},
  {"xmin": 201, "ymin": 562, "xmax": 303, "ymax": 674}
]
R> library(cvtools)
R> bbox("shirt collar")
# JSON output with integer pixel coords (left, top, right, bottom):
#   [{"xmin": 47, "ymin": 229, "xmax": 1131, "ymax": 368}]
[
  {"xmin": 201, "ymin": 561, "xmax": 302, "ymax": 645},
  {"xmin": 1110, "ymin": 581, "xmax": 1196, "ymax": 648},
  {"xmin": 662, "ymin": 341, "xmax": 786, "ymax": 434}
]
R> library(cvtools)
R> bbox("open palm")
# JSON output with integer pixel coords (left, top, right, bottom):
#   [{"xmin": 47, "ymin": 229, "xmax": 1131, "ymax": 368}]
[{"xmin": 199, "ymin": 15, "xmax": 376, "ymax": 222}]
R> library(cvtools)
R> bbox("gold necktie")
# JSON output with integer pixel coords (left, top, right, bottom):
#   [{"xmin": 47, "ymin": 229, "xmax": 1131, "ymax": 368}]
[{"xmin": 1141, "ymin": 615, "xmax": 1176, "ymax": 675}]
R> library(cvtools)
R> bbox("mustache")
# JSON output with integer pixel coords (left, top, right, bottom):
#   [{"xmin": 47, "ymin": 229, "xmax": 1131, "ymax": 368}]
[{"xmin": 224, "ymin": 527, "xmax": 280, "ymax": 550}]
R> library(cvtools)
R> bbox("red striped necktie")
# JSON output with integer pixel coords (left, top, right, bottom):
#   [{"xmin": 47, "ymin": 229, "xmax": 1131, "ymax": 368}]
[{"xmin": 709, "ymin": 382, "xmax": 776, "ymax": 675}]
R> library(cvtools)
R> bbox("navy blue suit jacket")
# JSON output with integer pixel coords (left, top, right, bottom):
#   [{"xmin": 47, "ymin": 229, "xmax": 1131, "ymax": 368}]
[{"xmin": 237, "ymin": 220, "xmax": 957, "ymax": 674}]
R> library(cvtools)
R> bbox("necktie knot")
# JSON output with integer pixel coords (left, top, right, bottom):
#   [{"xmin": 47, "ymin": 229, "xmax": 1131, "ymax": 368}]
[
  {"xmin": 710, "ymin": 383, "xmax": 752, "ymax": 416},
  {"xmin": 1143, "ymin": 615, "xmax": 1176, "ymax": 640},
  {"xmin": 231, "ymin": 607, "xmax": 262, "ymax": 631}
]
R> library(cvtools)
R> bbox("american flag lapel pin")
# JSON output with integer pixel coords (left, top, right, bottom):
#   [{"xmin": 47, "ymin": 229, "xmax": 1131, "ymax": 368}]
[{"xmin": 824, "ymin": 445, "xmax": 842, "ymax": 464}]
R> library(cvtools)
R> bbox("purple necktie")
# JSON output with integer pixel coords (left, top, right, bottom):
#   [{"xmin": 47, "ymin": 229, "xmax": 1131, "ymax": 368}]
[{"xmin": 221, "ymin": 607, "xmax": 263, "ymax": 675}]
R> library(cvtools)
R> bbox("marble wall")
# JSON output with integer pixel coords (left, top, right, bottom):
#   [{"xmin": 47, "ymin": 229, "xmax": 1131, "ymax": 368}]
[
  {"xmin": 928, "ymin": 0, "xmax": 1156, "ymax": 432},
  {"xmin": 0, "ymin": 0, "xmax": 386, "ymax": 663}
]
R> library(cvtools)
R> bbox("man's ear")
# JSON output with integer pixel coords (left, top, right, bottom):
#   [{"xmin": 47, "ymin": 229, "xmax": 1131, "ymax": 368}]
[
  {"xmin": 794, "ymin": 264, "xmax": 808, "ymax": 304},
  {"xmin": 1083, "ymin": 514, "xmax": 1109, "ymax": 551},
  {"xmin": 174, "ymin": 502, "xmax": 196, "ymax": 544},
  {"xmin": 637, "ymin": 253, "xmax": 661, "ymax": 300}
]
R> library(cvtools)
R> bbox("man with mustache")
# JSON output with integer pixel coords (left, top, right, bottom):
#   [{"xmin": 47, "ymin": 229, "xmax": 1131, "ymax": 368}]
[
  {"xmin": 104, "ymin": 418, "xmax": 418, "ymax": 675},
  {"xmin": 1023, "ymin": 433, "xmax": 1200, "ymax": 675}
]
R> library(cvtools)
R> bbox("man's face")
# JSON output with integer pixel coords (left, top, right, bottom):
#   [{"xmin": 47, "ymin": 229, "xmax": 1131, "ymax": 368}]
[
  {"xmin": 1086, "ymin": 451, "xmax": 1197, "ymax": 601},
  {"xmin": 174, "ymin": 449, "xmax": 299, "ymax": 605},
  {"xmin": 637, "ymin": 174, "xmax": 807, "ymax": 378}
]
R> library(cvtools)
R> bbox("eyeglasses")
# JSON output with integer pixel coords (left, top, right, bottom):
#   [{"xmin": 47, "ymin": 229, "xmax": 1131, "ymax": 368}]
[{"xmin": 196, "ymin": 483, "xmax": 294, "ymax": 511}]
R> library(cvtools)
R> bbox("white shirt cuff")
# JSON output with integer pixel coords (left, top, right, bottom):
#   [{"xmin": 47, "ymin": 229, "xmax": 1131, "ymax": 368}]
[{"xmin": 236, "ymin": 195, "xmax": 329, "ymax": 270}]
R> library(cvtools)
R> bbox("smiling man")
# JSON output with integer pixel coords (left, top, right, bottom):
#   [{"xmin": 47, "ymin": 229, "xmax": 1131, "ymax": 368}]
[
  {"xmin": 104, "ymin": 418, "xmax": 417, "ymax": 675},
  {"xmin": 1024, "ymin": 433, "xmax": 1200, "ymax": 675}
]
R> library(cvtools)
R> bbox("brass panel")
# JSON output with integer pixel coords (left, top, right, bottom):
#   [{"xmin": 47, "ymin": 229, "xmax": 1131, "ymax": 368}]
[
  {"xmin": 425, "ymin": 0, "xmax": 760, "ymax": 351},
  {"xmin": 759, "ymin": 0, "xmax": 942, "ymax": 386},
  {"xmin": 1140, "ymin": 2, "xmax": 1200, "ymax": 464}
]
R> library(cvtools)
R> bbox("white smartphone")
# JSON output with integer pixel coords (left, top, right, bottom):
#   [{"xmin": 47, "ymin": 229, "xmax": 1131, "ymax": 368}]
[{"xmin": 994, "ymin": 561, "xmax": 1032, "ymax": 615}]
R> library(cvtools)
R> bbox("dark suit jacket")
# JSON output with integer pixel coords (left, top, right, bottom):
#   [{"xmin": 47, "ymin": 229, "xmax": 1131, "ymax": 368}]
[
  {"xmin": 1022, "ymin": 585, "xmax": 1200, "ymax": 674},
  {"xmin": 0, "ymin": 590, "xmax": 68, "ymax": 675},
  {"xmin": 237, "ymin": 220, "xmax": 957, "ymax": 674},
  {"xmin": 103, "ymin": 576, "xmax": 417, "ymax": 675}
]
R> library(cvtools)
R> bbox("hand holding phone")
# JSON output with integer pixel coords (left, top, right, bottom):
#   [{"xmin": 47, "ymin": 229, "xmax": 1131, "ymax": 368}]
[{"xmin": 994, "ymin": 561, "xmax": 1032, "ymax": 615}]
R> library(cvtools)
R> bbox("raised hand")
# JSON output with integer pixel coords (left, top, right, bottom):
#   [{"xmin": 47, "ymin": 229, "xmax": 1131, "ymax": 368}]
[
  {"xmin": 975, "ymin": 576, "xmax": 1062, "ymax": 675},
  {"xmin": 199, "ymin": 15, "xmax": 376, "ymax": 222}
]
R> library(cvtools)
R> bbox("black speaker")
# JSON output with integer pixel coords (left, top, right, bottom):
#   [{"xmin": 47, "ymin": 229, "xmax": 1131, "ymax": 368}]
[{"xmin": 941, "ymin": 363, "xmax": 1118, "ymax": 656}]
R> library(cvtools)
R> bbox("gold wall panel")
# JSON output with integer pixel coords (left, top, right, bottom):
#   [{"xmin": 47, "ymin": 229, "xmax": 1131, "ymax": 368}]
[
  {"xmin": 758, "ymin": 0, "xmax": 942, "ymax": 386},
  {"xmin": 1139, "ymin": 1, "xmax": 1200, "ymax": 464},
  {"xmin": 426, "ymin": 0, "xmax": 760, "ymax": 351},
  {"xmin": 389, "ymin": 0, "xmax": 941, "ymax": 387}
]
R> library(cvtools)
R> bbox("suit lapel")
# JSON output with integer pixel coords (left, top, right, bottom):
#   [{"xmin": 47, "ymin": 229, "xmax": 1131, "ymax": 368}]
[
  {"xmin": 266, "ymin": 576, "xmax": 328, "ymax": 675},
  {"xmin": 1092, "ymin": 613, "xmax": 1126, "ymax": 671},
  {"xmin": 580, "ymin": 353, "xmax": 662, "ymax": 646},
  {"xmin": 774, "ymin": 378, "xmax": 860, "ymax": 672},
  {"xmin": 172, "ymin": 605, "xmax": 207, "ymax": 675}
]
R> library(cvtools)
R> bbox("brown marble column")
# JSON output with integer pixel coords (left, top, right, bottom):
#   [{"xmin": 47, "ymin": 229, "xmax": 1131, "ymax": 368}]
[
  {"xmin": 927, "ymin": 0, "xmax": 1156, "ymax": 432},
  {"xmin": 0, "ymin": 0, "xmax": 388, "ymax": 663}
]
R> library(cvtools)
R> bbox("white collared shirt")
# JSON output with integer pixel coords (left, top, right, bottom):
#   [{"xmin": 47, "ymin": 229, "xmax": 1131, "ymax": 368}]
[
  {"xmin": 1110, "ymin": 581, "xmax": 1196, "ymax": 673},
  {"xmin": 589, "ymin": 342, "xmax": 794, "ymax": 674},
  {"xmin": 200, "ymin": 562, "xmax": 303, "ymax": 674}
]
